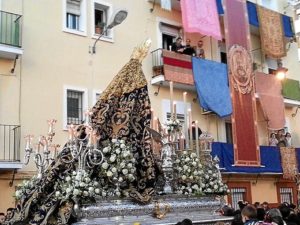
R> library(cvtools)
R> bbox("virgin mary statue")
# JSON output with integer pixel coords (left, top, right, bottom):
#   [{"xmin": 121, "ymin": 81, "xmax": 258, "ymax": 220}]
[{"xmin": 9, "ymin": 40, "xmax": 157, "ymax": 225}]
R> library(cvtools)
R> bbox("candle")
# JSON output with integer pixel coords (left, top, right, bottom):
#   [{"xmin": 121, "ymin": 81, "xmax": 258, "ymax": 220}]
[
  {"xmin": 183, "ymin": 92, "xmax": 189, "ymax": 149},
  {"xmin": 85, "ymin": 109, "xmax": 92, "ymax": 126},
  {"xmin": 173, "ymin": 102, "xmax": 177, "ymax": 120},
  {"xmin": 25, "ymin": 135, "xmax": 33, "ymax": 150},
  {"xmin": 170, "ymin": 81, "xmax": 174, "ymax": 119},
  {"xmin": 68, "ymin": 124, "xmax": 75, "ymax": 141},
  {"xmin": 180, "ymin": 133, "xmax": 184, "ymax": 150},
  {"xmin": 188, "ymin": 109, "xmax": 193, "ymax": 150},
  {"xmin": 195, "ymin": 120, "xmax": 199, "ymax": 157},
  {"xmin": 47, "ymin": 119, "xmax": 57, "ymax": 135},
  {"xmin": 154, "ymin": 117, "xmax": 158, "ymax": 131}
]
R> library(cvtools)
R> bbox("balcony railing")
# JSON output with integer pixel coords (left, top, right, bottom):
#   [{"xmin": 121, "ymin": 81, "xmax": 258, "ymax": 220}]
[
  {"xmin": 0, "ymin": 10, "xmax": 22, "ymax": 47},
  {"xmin": 0, "ymin": 124, "xmax": 21, "ymax": 162}
]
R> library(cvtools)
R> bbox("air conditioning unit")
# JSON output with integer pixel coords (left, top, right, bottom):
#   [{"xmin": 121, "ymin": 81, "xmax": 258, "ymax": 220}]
[{"xmin": 201, "ymin": 108, "xmax": 214, "ymax": 115}]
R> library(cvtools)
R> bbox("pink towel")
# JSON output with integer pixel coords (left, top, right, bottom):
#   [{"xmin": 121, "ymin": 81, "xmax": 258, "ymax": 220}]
[
  {"xmin": 255, "ymin": 72, "xmax": 285, "ymax": 130},
  {"xmin": 180, "ymin": 0, "xmax": 222, "ymax": 40}
]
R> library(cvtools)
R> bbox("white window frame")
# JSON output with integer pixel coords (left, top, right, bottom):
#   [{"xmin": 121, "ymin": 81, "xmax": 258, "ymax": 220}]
[
  {"xmin": 91, "ymin": 0, "xmax": 114, "ymax": 43},
  {"xmin": 63, "ymin": 85, "xmax": 88, "ymax": 130},
  {"xmin": 62, "ymin": 0, "xmax": 87, "ymax": 36},
  {"xmin": 92, "ymin": 89, "xmax": 102, "ymax": 105},
  {"xmin": 162, "ymin": 99, "xmax": 191, "ymax": 123},
  {"xmin": 156, "ymin": 17, "xmax": 182, "ymax": 49}
]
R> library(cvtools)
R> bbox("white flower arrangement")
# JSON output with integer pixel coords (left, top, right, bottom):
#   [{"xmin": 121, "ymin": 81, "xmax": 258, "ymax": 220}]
[
  {"xmin": 98, "ymin": 139, "xmax": 137, "ymax": 197},
  {"xmin": 165, "ymin": 119, "xmax": 182, "ymax": 133},
  {"xmin": 15, "ymin": 176, "xmax": 39, "ymax": 200},
  {"xmin": 202, "ymin": 161, "xmax": 228, "ymax": 194},
  {"xmin": 57, "ymin": 169, "xmax": 101, "ymax": 202},
  {"xmin": 174, "ymin": 151, "xmax": 203, "ymax": 195}
]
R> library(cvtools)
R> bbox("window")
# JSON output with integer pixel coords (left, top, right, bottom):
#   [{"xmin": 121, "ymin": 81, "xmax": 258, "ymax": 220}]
[
  {"xmin": 225, "ymin": 122, "xmax": 233, "ymax": 144},
  {"xmin": 63, "ymin": 86, "xmax": 88, "ymax": 129},
  {"xmin": 63, "ymin": 0, "xmax": 87, "ymax": 35},
  {"xmin": 276, "ymin": 183, "xmax": 297, "ymax": 204},
  {"xmin": 92, "ymin": 0, "xmax": 113, "ymax": 40},
  {"xmin": 67, "ymin": 90, "xmax": 83, "ymax": 125},
  {"xmin": 92, "ymin": 89, "xmax": 102, "ymax": 105},
  {"xmin": 230, "ymin": 188, "xmax": 246, "ymax": 210},
  {"xmin": 227, "ymin": 182, "xmax": 252, "ymax": 210},
  {"xmin": 160, "ymin": 23, "xmax": 181, "ymax": 50},
  {"xmin": 162, "ymin": 99, "xmax": 191, "ymax": 124},
  {"xmin": 279, "ymin": 188, "xmax": 293, "ymax": 204}
]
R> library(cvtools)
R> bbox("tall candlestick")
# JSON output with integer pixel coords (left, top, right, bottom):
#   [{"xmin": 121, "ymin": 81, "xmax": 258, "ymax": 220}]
[
  {"xmin": 170, "ymin": 81, "xmax": 174, "ymax": 119},
  {"xmin": 180, "ymin": 134, "xmax": 184, "ymax": 150},
  {"xmin": 25, "ymin": 135, "xmax": 33, "ymax": 150},
  {"xmin": 183, "ymin": 92, "xmax": 189, "ymax": 149},
  {"xmin": 188, "ymin": 109, "xmax": 193, "ymax": 150},
  {"xmin": 154, "ymin": 117, "xmax": 158, "ymax": 131},
  {"xmin": 47, "ymin": 119, "xmax": 57, "ymax": 135},
  {"xmin": 68, "ymin": 124, "xmax": 75, "ymax": 141},
  {"xmin": 195, "ymin": 120, "xmax": 200, "ymax": 157},
  {"xmin": 173, "ymin": 102, "xmax": 177, "ymax": 120}
]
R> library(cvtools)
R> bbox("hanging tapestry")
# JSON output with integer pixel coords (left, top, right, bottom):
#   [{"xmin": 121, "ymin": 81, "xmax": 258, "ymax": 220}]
[
  {"xmin": 162, "ymin": 50, "xmax": 194, "ymax": 85},
  {"xmin": 280, "ymin": 147, "xmax": 298, "ymax": 180},
  {"xmin": 255, "ymin": 72, "xmax": 285, "ymax": 130},
  {"xmin": 223, "ymin": 0, "xmax": 260, "ymax": 166},
  {"xmin": 180, "ymin": 0, "xmax": 222, "ymax": 40},
  {"xmin": 257, "ymin": 6, "xmax": 286, "ymax": 59}
]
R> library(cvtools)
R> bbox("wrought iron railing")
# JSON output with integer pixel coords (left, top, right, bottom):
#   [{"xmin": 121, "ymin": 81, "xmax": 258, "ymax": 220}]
[
  {"xmin": 0, "ymin": 10, "xmax": 22, "ymax": 47},
  {"xmin": 151, "ymin": 48, "xmax": 164, "ymax": 77},
  {"xmin": 0, "ymin": 124, "xmax": 21, "ymax": 161}
]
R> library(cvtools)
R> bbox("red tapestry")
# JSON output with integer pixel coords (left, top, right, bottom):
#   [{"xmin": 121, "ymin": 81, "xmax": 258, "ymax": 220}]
[
  {"xmin": 162, "ymin": 50, "xmax": 194, "ymax": 85},
  {"xmin": 224, "ymin": 0, "xmax": 260, "ymax": 166}
]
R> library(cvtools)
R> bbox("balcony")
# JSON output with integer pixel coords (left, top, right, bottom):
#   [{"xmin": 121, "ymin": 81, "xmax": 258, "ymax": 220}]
[
  {"xmin": 151, "ymin": 48, "xmax": 196, "ymax": 91},
  {"xmin": 0, "ymin": 124, "xmax": 22, "ymax": 169},
  {"xmin": 0, "ymin": 10, "xmax": 23, "ymax": 59}
]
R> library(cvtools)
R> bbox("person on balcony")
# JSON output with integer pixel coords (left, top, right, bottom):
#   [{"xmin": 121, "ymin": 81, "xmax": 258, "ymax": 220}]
[
  {"xmin": 171, "ymin": 37, "xmax": 185, "ymax": 53},
  {"xmin": 269, "ymin": 133, "xmax": 278, "ymax": 146},
  {"xmin": 182, "ymin": 39, "xmax": 195, "ymax": 56},
  {"xmin": 285, "ymin": 132, "xmax": 292, "ymax": 147},
  {"xmin": 277, "ymin": 129, "xmax": 287, "ymax": 147},
  {"xmin": 195, "ymin": 40, "xmax": 205, "ymax": 58}
]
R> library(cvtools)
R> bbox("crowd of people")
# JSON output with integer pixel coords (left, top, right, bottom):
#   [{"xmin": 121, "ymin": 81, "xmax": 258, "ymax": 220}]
[
  {"xmin": 0, "ymin": 208, "xmax": 14, "ymax": 225},
  {"xmin": 269, "ymin": 129, "xmax": 292, "ymax": 147},
  {"xmin": 220, "ymin": 201, "xmax": 300, "ymax": 225},
  {"xmin": 171, "ymin": 37, "xmax": 205, "ymax": 58}
]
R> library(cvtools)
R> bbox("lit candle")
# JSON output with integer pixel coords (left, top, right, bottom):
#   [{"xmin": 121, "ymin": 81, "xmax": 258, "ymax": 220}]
[
  {"xmin": 25, "ymin": 135, "xmax": 33, "ymax": 150},
  {"xmin": 85, "ymin": 109, "xmax": 92, "ymax": 126},
  {"xmin": 154, "ymin": 117, "xmax": 158, "ymax": 131},
  {"xmin": 180, "ymin": 133, "xmax": 184, "ymax": 150},
  {"xmin": 188, "ymin": 109, "xmax": 193, "ymax": 150},
  {"xmin": 68, "ymin": 124, "xmax": 75, "ymax": 141},
  {"xmin": 173, "ymin": 102, "xmax": 177, "ymax": 120},
  {"xmin": 47, "ymin": 119, "xmax": 57, "ymax": 135},
  {"xmin": 170, "ymin": 81, "xmax": 174, "ymax": 119},
  {"xmin": 195, "ymin": 120, "xmax": 199, "ymax": 157},
  {"xmin": 183, "ymin": 92, "xmax": 189, "ymax": 149}
]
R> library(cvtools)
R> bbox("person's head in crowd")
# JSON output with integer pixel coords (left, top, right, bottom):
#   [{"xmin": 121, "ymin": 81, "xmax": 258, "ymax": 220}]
[
  {"xmin": 186, "ymin": 39, "xmax": 191, "ymax": 47},
  {"xmin": 289, "ymin": 203, "xmax": 296, "ymax": 210},
  {"xmin": 181, "ymin": 219, "xmax": 193, "ymax": 225},
  {"xmin": 254, "ymin": 202, "xmax": 260, "ymax": 208},
  {"xmin": 265, "ymin": 208, "xmax": 284, "ymax": 225},
  {"xmin": 287, "ymin": 213, "xmax": 300, "ymax": 225},
  {"xmin": 279, "ymin": 203, "xmax": 291, "ymax": 219},
  {"xmin": 286, "ymin": 132, "xmax": 292, "ymax": 138},
  {"xmin": 257, "ymin": 208, "xmax": 266, "ymax": 221},
  {"xmin": 176, "ymin": 37, "xmax": 183, "ymax": 46},
  {"xmin": 197, "ymin": 40, "xmax": 203, "ymax": 48},
  {"xmin": 220, "ymin": 205, "xmax": 235, "ymax": 216},
  {"xmin": 238, "ymin": 200, "xmax": 247, "ymax": 210},
  {"xmin": 6, "ymin": 208, "xmax": 14, "ymax": 220},
  {"xmin": 278, "ymin": 129, "xmax": 285, "ymax": 136},
  {"xmin": 241, "ymin": 205, "xmax": 257, "ymax": 223},
  {"xmin": 270, "ymin": 133, "xmax": 276, "ymax": 139},
  {"xmin": 0, "ymin": 213, "xmax": 5, "ymax": 224},
  {"xmin": 232, "ymin": 213, "xmax": 244, "ymax": 225},
  {"xmin": 262, "ymin": 201, "xmax": 270, "ymax": 211}
]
